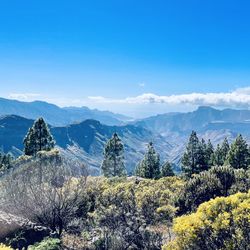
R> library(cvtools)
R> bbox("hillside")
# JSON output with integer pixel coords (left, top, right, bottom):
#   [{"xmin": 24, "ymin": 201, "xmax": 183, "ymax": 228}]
[
  {"xmin": 135, "ymin": 106, "xmax": 250, "ymax": 164},
  {"xmin": 0, "ymin": 115, "xmax": 172, "ymax": 174}
]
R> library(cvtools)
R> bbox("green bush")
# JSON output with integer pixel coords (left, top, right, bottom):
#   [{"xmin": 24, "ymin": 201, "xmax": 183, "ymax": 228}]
[
  {"xmin": 28, "ymin": 238, "xmax": 61, "ymax": 250},
  {"xmin": 86, "ymin": 176, "xmax": 183, "ymax": 249},
  {"xmin": 177, "ymin": 166, "xmax": 249, "ymax": 214}
]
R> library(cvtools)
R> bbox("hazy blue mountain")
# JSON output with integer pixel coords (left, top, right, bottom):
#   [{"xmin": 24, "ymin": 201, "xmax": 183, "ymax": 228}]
[
  {"xmin": 0, "ymin": 115, "xmax": 34, "ymax": 153},
  {"xmin": 63, "ymin": 106, "xmax": 131, "ymax": 126},
  {"xmin": 0, "ymin": 115, "xmax": 172, "ymax": 174},
  {"xmin": 135, "ymin": 106, "xmax": 250, "ymax": 135},
  {"xmin": 0, "ymin": 98, "xmax": 131, "ymax": 126},
  {"xmin": 134, "ymin": 106, "xmax": 250, "ymax": 166}
]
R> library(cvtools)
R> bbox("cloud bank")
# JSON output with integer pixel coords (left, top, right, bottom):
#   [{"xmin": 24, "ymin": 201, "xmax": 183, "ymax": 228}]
[
  {"xmin": 88, "ymin": 87, "xmax": 250, "ymax": 109},
  {"xmin": 9, "ymin": 93, "xmax": 41, "ymax": 101}
]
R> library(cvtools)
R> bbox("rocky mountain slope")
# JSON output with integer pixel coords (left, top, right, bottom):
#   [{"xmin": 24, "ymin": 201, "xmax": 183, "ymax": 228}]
[
  {"xmin": 135, "ymin": 106, "xmax": 250, "ymax": 135},
  {"xmin": 0, "ymin": 115, "xmax": 172, "ymax": 174},
  {"xmin": 135, "ymin": 106, "xmax": 250, "ymax": 165}
]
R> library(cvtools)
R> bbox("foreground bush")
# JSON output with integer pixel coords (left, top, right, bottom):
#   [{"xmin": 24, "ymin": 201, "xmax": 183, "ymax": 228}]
[
  {"xmin": 1, "ymin": 153, "xmax": 89, "ymax": 238},
  {"xmin": 85, "ymin": 176, "xmax": 183, "ymax": 249},
  {"xmin": 87, "ymin": 176, "xmax": 183, "ymax": 225},
  {"xmin": 28, "ymin": 237, "xmax": 61, "ymax": 250},
  {"xmin": 164, "ymin": 191, "xmax": 250, "ymax": 250},
  {"xmin": 177, "ymin": 166, "xmax": 250, "ymax": 214},
  {"xmin": 0, "ymin": 244, "xmax": 12, "ymax": 250}
]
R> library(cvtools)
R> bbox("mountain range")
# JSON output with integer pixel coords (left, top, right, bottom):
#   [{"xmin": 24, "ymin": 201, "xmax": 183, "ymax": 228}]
[
  {"xmin": 0, "ymin": 98, "xmax": 131, "ymax": 126},
  {"xmin": 134, "ymin": 106, "xmax": 250, "ymax": 165},
  {"xmin": 135, "ymin": 106, "xmax": 250, "ymax": 135},
  {"xmin": 1, "ymin": 98, "xmax": 250, "ymax": 174},
  {"xmin": 0, "ymin": 115, "xmax": 172, "ymax": 174}
]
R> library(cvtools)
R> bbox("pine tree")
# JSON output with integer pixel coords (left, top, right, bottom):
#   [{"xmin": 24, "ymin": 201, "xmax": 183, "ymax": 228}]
[
  {"xmin": 212, "ymin": 144, "xmax": 223, "ymax": 166},
  {"xmin": 197, "ymin": 138, "xmax": 208, "ymax": 171},
  {"xmin": 0, "ymin": 152, "xmax": 13, "ymax": 174},
  {"xmin": 24, "ymin": 117, "xmax": 55, "ymax": 156},
  {"xmin": 182, "ymin": 133, "xmax": 214, "ymax": 176},
  {"xmin": 205, "ymin": 139, "xmax": 214, "ymax": 169},
  {"xmin": 181, "ymin": 131, "xmax": 203, "ymax": 177},
  {"xmin": 134, "ymin": 162, "xmax": 142, "ymax": 177},
  {"xmin": 212, "ymin": 138, "xmax": 230, "ymax": 166},
  {"xmin": 101, "ymin": 133, "xmax": 127, "ymax": 177},
  {"xmin": 161, "ymin": 161, "xmax": 175, "ymax": 177},
  {"xmin": 2, "ymin": 154, "xmax": 12, "ymax": 168},
  {"xmin": 226, "ymin": 135, "xmax": 249, "ymax": 169},
  {"xmin": 220, "ymin": 138, "xmax": 230, "ymax": 164},
  {"xmin": 136, "ymin": 142, "xmax": 160, "ymax": 179}
]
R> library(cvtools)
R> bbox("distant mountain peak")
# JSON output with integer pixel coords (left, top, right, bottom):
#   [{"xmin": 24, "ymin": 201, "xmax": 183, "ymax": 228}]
[
  {"xmin": 0, "ymin": 114, "xmax": 33, "ymax": 122},
  {"xmin": 196, "ymin": 106, "xmax": 217, "ymax": 111},
  {"xmin": 75, "ymin": 119, "xmax": 102, "ymax": 127}
]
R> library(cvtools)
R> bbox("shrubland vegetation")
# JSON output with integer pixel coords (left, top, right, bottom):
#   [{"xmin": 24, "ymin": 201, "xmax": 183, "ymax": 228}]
[
  {"xmin": 163, "ymin": 191, "xmax": 250, "ymax": 250},
  {"xmin": 0, "ymin": 117, "xmax": 249, "ymax": 249},
  {"xmin": 0, "ymin": 244, "xmax": 12, "ymax": 250}
]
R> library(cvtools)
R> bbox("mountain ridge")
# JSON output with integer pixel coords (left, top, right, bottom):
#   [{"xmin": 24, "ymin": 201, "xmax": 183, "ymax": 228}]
[
  {"xmin": 135, "ymin": 106, "xmax": 250, "ymax": 135},
  {"xmin": 0, "ymin": 97, "xmax": 131, "ymax": 126},
  {"xmin": 0, "ymin": 115, "xmax": 172, "ymax": 174}
]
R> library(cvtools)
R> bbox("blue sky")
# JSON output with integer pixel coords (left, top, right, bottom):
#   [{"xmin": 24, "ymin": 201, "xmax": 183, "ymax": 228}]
[{"xmin": 1, "ymin": 0, "xmax": 250, "ymax": 117}]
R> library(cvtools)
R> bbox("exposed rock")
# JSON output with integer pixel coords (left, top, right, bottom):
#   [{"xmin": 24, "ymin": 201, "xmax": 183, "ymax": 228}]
[{"xmin": 0, "ymin": 210, "xmax": 50, "ymax": 248}]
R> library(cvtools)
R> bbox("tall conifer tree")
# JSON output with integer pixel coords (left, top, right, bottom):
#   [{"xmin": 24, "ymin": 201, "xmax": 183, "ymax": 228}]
[
  {"xmin": 212, "ymin": 144, "xmax": 223, "ymax": 166},
  {"xmin": 206, "ymin": 139, "xmax": 214, "ymax": 169},
  {"xmin": 24, "ymin": 117, "xmax": 55, "ymax": 156},
  {"xmin": 161, "ymin": 161, "xmax": 175, "ymax": 177},
  {"xmin": 221, "ymin": 138, "xmax": 230, "ymax": 164},
  {"xmin": 198, "ymin": 138, "xmax": 208, "ymax": 171},
  {"xmin": 181, "ymin": 131, "xmax": 202, "ymax": 177},
  {"xmin": 136, "ymin": 142, "xmax": 160, "ymax": 179},
  {"xmin": 101, "ymin": 133, "xmax": 127, "ymax": 177},
  {"xmin": 226, "ymin": 134, "xmax": 249, "ymax": 169}
]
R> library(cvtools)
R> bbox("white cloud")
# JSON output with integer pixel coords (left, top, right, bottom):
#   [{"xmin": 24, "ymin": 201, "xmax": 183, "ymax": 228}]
[
  {"xmin": 234, "ymin": 87, "xmax": 250, "ymax": 95},
  {"xmin": 6, "ymin": 87, "xmax": 250, "ymax": 118},
  {"xmin": 87, "ymin": 87, "xmax": 250, "ymax": 108},
  {"xmin": 9, "ymin": 93, "xmax": 41, "ymax": 101}
]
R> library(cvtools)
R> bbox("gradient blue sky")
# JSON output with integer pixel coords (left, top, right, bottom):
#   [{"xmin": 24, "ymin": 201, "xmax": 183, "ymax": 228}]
[{"xmin": 1, "ymin": 0, "xmax": 250, "ymax": 117}]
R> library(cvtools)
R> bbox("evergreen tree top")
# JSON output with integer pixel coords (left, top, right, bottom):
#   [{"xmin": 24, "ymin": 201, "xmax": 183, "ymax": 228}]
[
  {"xmin": 226, "ymin": 134, "xmax": 249, "ymax": 169},
  {"xmin": 23, "ymin": 117, "xmax": 55, "ymax": 156},
  {"xmin": 135, "ymin": 141, "xmax": 160, "ymax": 179},
  {"xmin": 101, "ymin": 133, "xmax": 126, "ymax": 177},
  {"xmin": 161, "ymin": 161, "xmax": 175, "ymax": 177}
]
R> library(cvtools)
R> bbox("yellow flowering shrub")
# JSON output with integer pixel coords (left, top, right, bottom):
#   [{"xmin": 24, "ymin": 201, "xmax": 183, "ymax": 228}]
[
  {"xmin": 164, "ymin": 190, "xmax": 250, "ymax": 250},
  {"xmin": 0, "ymin": 244, "xmax": 12, "ymax": 250}
]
